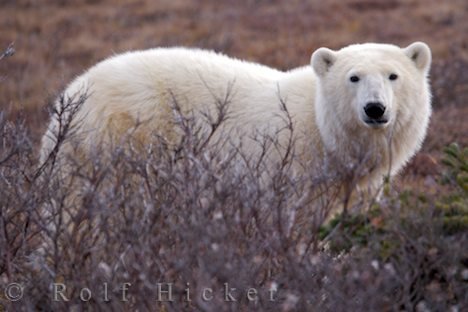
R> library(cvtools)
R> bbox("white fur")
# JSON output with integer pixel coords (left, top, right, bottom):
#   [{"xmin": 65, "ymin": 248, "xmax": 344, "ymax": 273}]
[
  {"xmin": 40, "ymin": 42, "xmax": 431, "ymax": 192},
  {"xmin": 312, "ymin": 42, "xmax": 431, "ymax": 189}
]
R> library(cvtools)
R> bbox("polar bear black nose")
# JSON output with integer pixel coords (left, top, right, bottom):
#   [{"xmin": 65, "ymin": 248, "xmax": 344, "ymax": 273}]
[{"xmin": 364, "ymin": 102, "xmax": 386, "ymax": 120}]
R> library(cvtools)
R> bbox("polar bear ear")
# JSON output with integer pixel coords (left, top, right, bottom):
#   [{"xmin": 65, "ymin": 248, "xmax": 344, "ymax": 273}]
[
  {"xmin": 311, "ymin": 48, "xmax": 337, "ymax": 76},
  {"xmin": 404, "ymin": 42, "xmax": 431, "ymax": 73}
]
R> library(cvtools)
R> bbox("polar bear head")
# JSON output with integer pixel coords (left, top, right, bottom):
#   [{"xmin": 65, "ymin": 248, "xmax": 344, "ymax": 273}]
[
  {"xmin": 312, "ymin": 42, "xmax": 431, "ymax": 130},
  {"xmin": 311, "ymin": 42, "xmax": 431, "ymax": 176}
]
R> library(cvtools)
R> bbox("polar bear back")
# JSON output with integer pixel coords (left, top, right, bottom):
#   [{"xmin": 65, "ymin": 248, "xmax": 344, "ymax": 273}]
[{"xmin": 40, "ymin": 48, "xmax": 317, "ymax": 166}]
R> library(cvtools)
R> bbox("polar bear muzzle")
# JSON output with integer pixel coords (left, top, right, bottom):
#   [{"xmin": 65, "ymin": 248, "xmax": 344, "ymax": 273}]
[{"xmin": 363, "ymin": 101, "xmax": 387, "ymax": 125}]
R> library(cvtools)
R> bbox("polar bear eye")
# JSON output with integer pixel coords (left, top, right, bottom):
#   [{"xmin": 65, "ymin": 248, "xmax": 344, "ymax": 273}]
[
  {"xmin": 350, "ymin": 75, "xmax": 360, "ymax": 83},
  {"xmin": 389, "ymin": 73, "xmax": 398, "ymax": 81}
]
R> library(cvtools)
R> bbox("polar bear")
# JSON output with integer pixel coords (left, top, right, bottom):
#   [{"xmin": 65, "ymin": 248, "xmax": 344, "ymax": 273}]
[{"xmin": 40, "ymin": 42, "xmax": 431, "ymax": 197}]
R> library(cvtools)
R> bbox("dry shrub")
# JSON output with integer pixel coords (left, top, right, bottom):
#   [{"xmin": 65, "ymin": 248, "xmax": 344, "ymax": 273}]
[{"xmin": 0, "ymin": 92, "xmax": 466, "ymax": 311}]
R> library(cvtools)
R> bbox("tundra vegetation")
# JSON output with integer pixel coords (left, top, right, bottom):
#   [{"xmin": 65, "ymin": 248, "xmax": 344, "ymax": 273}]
[
  {"xmin": 1, "ymin": 48, "xmax": 466, "ymax": 310},
  {"xmin": 1, "ymin": 0, "xmax": 467, "ymax": 309}
]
